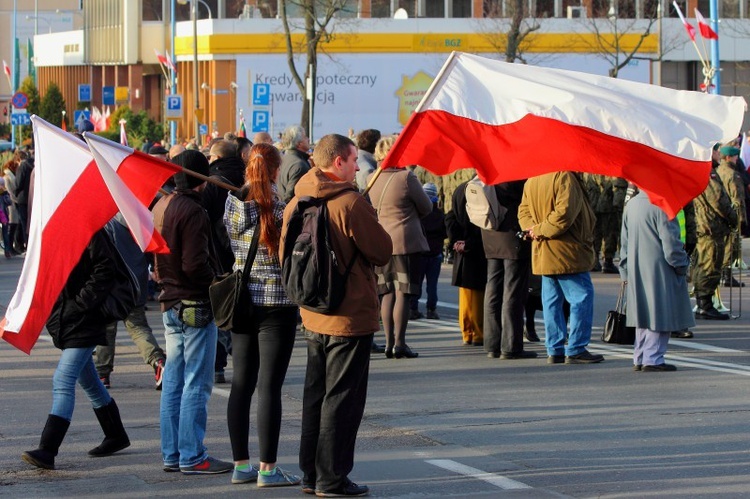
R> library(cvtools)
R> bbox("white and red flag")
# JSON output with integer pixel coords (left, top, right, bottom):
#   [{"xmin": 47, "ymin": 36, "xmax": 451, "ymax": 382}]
[
  {"xmin": 380, "ymin": 52, "xmax": 746, "ymax": 219},
  {"xmin": 165, "ymin": 50, "xmax": 177, "ymax": 74},
  {"xmin": 0, "ymin": 117, "xmax": 179, "ymax": 354},
  {"xmin": 695, "ymin": 9, "xmax": 719, "ymax": 40},
  {"xmin": 119, "ymin": 119, "xmax": 128, "ymax": 146},
  {"xmin": 672, "ymin": 1, "xmax": 696, "ymax": 41},
  {"xmin": 2, "ymin": 59, "xmax": 11, "ymax": 89},
  {"xmin": 154, "ymin": 48, "xmax": 168, "ymax": 67}
]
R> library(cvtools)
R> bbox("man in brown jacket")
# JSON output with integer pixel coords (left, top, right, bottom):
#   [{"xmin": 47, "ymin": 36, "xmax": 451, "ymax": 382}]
[
  {"xmin": 280, "ymin": 134, "xmax": 392, "ymax": 497},
  {"xmin": 518, "ymin": 171, "xmax": 604, "ymax": 365}
]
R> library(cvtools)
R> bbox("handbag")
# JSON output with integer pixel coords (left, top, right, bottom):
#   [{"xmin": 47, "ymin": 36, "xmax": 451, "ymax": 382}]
[
  {"xmin": 602, "ymin": 281, "xmax": 636, "ymax": 345},
  {"xmin": 209, "ymin": 225, "xmax": 260, "ymax": 332}
]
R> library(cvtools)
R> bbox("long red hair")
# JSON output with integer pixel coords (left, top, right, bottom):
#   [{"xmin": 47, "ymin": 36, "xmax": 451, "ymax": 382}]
[{"xmin": 244, "ymin": 143, "xmax": 282, "ymax": 256}]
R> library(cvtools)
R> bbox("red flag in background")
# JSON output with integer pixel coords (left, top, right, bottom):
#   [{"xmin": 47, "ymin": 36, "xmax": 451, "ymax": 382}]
[
  {"xmin": 381, "ymin": 52, "xmax": 746, "ymax": 219},
  {"xmin": 695, "ymin": 9, "xmax": 719, "ymax": 40}
]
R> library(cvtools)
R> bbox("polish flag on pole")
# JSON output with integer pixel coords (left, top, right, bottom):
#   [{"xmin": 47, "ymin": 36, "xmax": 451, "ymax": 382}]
[
  {"xmin": 695, "ymin": 9, "xmax": 719, "ymax": 40},
  {"xmin": 380, "ymin": 52, "xmax": 746, "ymax": 219},
  {"xmin": 0, "ymin": 117, "xmax": 179, "ymax": 354},
  {"xmin": 672, "ymin": 1, "xmax": 696, "ymax": 41},
  {"xmin": 165, "ymin": 50, "xmax": 177, "ymax": 74},
  {"xmin": 154, "ymin": 48, "xmax": 168, "ymax": 67},
  {"xmin": 119, "ymin": 119, "xmax": 128, "ymax": 146},
  {"xmin": 2, "ymin": 59, "xmax": 11, "ymax": 90}
]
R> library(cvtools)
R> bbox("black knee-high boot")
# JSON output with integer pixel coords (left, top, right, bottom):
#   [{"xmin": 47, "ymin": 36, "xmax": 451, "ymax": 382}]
[
  {"xmin": 88, "ymin": 399, "xmax": 130, "ymax": 457},
  {"xmin": 22, "ymin": 414, "xmax": 70, "ymax": 470}
]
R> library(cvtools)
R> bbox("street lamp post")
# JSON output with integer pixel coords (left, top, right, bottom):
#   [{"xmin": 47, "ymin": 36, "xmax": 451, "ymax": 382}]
[
  {"xmin": 192, "ymin": 0, "xmax": 199, "ymax": 143},
  {"xmin": 26, "ymin": 15, "xmax": 52, "ymax": 34}
]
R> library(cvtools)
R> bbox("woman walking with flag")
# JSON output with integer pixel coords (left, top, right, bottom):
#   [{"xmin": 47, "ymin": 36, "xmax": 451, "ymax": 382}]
[{"xmin": 21, "ymin": 230, "xmax": 130, "ymax": 470}]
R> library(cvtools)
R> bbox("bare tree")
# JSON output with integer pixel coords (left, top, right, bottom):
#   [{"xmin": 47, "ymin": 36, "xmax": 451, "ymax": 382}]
[
  {"xmin": 579, "ymin": 4, "xmax": 663, "ymax": 78},
  {"xmin": 279, "ymin": 0, "xmax": 353, "ymax": 134},
  {"xmin": 476, "ymin": 0, "xmax": 541, "ymax": 64}
]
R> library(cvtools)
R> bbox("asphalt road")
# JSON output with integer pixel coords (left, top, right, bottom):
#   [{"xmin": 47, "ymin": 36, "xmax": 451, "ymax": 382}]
[{"xmin": 2, "ymin": 251, "xmax": 750, "ymax": 498}]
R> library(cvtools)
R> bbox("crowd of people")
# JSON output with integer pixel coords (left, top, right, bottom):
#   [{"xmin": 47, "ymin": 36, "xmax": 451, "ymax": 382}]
[{"xmin": 14, "ymin": 118, "xmax": 750, "ymax": 496}]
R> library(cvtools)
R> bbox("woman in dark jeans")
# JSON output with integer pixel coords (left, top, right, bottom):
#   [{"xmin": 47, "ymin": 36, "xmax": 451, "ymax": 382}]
[{"xmin": 223, "ymin": 143, "xmax": 300, "ymax": 487}]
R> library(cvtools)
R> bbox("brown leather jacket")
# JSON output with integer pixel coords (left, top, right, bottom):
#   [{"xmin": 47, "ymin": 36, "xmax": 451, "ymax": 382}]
[{"xmin": 280, "ymin": 168, "xmax": 392, "ymax": 337}]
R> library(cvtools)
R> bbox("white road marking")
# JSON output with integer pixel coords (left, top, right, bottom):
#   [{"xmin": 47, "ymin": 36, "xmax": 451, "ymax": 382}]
[{"xmin": 425, "ymin": 459, "xmax": 532, "ymax": 490}]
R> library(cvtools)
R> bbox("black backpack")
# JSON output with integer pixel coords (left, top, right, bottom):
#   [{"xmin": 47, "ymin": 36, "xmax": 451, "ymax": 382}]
[{"xmin": 281, "ymin": 194, "xmax": 358, "ymax": 314}]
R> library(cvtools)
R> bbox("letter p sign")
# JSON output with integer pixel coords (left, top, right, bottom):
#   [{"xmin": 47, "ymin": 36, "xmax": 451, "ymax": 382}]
[
  {"xmin": 252, "ymin": 84, "xmax": 270, "ymax": 106},
  {"xmin": 252, "ymin": 111, "xmax": 269, "ymax": 132}
]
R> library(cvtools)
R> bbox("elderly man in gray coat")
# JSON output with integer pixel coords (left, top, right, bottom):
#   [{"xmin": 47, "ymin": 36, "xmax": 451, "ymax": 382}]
[{"xmin": 619, "ymin": 190, "xmax": 695, "ymax": 372}]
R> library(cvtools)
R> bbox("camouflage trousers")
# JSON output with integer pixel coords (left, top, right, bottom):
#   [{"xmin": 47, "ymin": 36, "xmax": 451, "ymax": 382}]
[
  {"xmin": 722, "ymin": 231, "xmax": 742, "ymax": 268},
  {"xmin": 693, "ymin": 234, "xmax": 727, "ymax": 298},
  {"xmin": 593, "ymin": 211, "xmax": 621, "ymax": 260}
]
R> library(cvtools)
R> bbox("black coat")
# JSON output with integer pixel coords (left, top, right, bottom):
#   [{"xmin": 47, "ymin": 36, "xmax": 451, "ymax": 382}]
[
  {"xmin": 202, "ymin": 155, "xmax": 247, "ymax": 273},
  {"xmin": 46, "ymin": 230, "xmax": 117, "ymax": 349},
  {"xmin": 446, "ymin": 182, "xmax": 487, "ymax": 290},
  {"xmin": 480, "ymin": 180, "xmax": 531, "ymax": 260}
]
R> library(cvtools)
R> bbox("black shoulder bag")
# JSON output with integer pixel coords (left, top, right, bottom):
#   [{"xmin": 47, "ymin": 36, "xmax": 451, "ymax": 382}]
[{"xmin": 209, "ymin": 225, "xmax": 260, "ymax": 332}]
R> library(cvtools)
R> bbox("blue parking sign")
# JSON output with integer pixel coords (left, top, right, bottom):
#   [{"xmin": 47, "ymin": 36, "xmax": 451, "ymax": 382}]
[
  {"xmin": 78, "ymin": 84, "xmax": 92, "ymax": 102},
  {"xmin": 252, "ymin": 84, "xmax": 270, "ymax": 106},
  {"xmin": 252, "ymin": 111, "xmax": 269, "ymax": 132},
  {"xmin": 199, "ymin": 124, "xmax": 208, "ymax": 136},
  {"xmin": 103, "ymin": 86, "xmax": 115, "ymax": 106}
]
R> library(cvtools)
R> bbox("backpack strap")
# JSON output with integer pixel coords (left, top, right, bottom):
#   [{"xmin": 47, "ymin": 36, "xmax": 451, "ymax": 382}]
[{"xmin": 375, "ymin": 170, "xmax": 400, "ymax": 216}]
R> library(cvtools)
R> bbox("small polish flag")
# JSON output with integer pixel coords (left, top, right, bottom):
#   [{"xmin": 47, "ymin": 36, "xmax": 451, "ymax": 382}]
[
  {"xmin": 165, "ymin": 50, "xmax": 177, "ymax": 74},
  {"xmin": 154, "ymin": 48, "xmax": 168, "ymax": 67},
  {"xmin": 672, "ymin": 1, "xmax": 696, "ymax": 42},
  {"xmin": 2, "ymin": 59, "xmax": 10, "ymax": 79},
  {"xmin": 695, "ymin": 9, "xmax": 719, "ymax": 40},
  {"xmin": 119, "ymin": 119, "xmax": 128, "ymax": 146}
]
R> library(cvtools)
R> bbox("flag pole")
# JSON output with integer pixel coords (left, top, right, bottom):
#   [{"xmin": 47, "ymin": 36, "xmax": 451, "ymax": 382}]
[
  {"xmin": 178, "ymin": 167, "xmax": 239, "ymax": 192},
  {"xmin": 362, "ymin": 51, "xmax": 460, "ymax": 197}
]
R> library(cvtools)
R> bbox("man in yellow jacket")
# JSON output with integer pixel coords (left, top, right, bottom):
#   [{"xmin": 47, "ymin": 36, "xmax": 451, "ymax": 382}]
[{"xmin": 518, "ymin": 171, "xmax": 604, "ymax": 365}]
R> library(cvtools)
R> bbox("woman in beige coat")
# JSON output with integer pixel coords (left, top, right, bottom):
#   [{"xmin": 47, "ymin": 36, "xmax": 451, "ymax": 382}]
[{"xmin": 367, "ymin": 136, "xmax": 433, "ymax": 358}]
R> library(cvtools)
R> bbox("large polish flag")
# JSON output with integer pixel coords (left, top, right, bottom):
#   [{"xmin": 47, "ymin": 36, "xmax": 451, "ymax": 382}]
[
  {"xmin": 0, "ymin": 117, "xmax": 178, "ymax": 354},
  {"xmin": 381, "ymin": 52, "xmax": 746, "ymax": 219}
]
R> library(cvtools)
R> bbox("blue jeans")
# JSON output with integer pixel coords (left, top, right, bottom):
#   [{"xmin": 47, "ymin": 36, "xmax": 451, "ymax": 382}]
[
  {"xmin": 160, "ymin": 307, "xmax": 217, "ymax": 468},
  {"xmin": 541, "ymin": 272, "xmax": 594, "ymax": 357},
  {"xmin": 51, "ymin": 347, "xmax": 112, "ymax": 421}
]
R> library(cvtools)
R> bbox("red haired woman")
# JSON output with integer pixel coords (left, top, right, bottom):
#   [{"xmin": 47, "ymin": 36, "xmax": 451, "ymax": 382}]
[{"xmin": 223, "ymin": 143, "xmax": 301, "ymax": 487}]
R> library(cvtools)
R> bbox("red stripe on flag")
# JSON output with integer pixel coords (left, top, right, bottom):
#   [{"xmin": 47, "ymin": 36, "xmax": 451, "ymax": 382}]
[
  {"xmin": 382, "ymin": 111, "xmax": 709, "ymax": 219},
  {"xmin": 1, "ymin": 162, "xmax": 118, "ymax": 353},
  {"xmin": 117, "ymin": 151, "xmax": 180, "ymax": 206}
]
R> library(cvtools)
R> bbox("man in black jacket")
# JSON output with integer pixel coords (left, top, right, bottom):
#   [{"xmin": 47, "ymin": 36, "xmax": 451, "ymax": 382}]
[
  {"xmin": 481, "ymin": 180, "xmax": 537, "ymax": 360},
  {"xmin": 201, "ymin": 139, "xmax": 246, "ymax": 384}
]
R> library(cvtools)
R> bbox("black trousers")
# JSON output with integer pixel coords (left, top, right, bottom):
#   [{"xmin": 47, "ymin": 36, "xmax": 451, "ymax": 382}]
[
  {"xmin": 299, "ymin": 331, "xmax": 372, "ymax": 491},
  {"xmin": 483, "ymin": 257, "xmax": 530, "ymax": 355},
  {"xmin": 227, "ymin": 306, "xmax": 296, "ymax": 462}
]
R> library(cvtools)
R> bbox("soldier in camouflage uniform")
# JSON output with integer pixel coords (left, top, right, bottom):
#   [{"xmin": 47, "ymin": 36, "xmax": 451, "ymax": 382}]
[
  {"xmin": 442, "ymin": 168, "xmax": 476, "ymax": 215},
  {"xmin": 692, "ymin": 158, "xmax": 738, "ymax": 320},
  {"xmin": 583, "ymin": 174, "xmax": 627, "ymax": 273},
  {"xmin": 716, "ymin": 145, "xmax": 745, "ymax": 287}
]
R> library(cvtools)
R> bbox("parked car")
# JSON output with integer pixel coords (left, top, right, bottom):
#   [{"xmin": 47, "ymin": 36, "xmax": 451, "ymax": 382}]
[{"xmin": 0, "ymin": 140, "xmax": 14, "ymax": 152}]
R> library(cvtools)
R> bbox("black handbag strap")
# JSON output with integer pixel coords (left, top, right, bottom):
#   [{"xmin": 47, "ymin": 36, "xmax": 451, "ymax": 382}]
[
  {"xmin": 241, "ymin": 225, "xmax": 261, "ymax": 286},
  {"xmin": 615, "ymin": 281, "xmax": 627, "ymax": 314}
]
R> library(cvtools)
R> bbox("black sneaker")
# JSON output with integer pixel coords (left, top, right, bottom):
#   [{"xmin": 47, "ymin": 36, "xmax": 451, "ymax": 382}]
[
  {"xmin": 214, "ymin": 371, "xmax": 226, "ymax": 384},
  {"xmin": 547, "ymin": 355, "xmax": 565, "ymax": 364},
  {"xmin": 565, "ymin": 350, "xmax": 604, "ymax": 364},
  {"xmin": 642, "ymin": 363, "xmax": 677, "ymax": 372},
  {"xmin": 315, "ymin": 479, "xmax": 369, "ymax": 497},
  {"xmin": 499, "ymin": 351, "xmax": 538, "ymax": 360}
]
